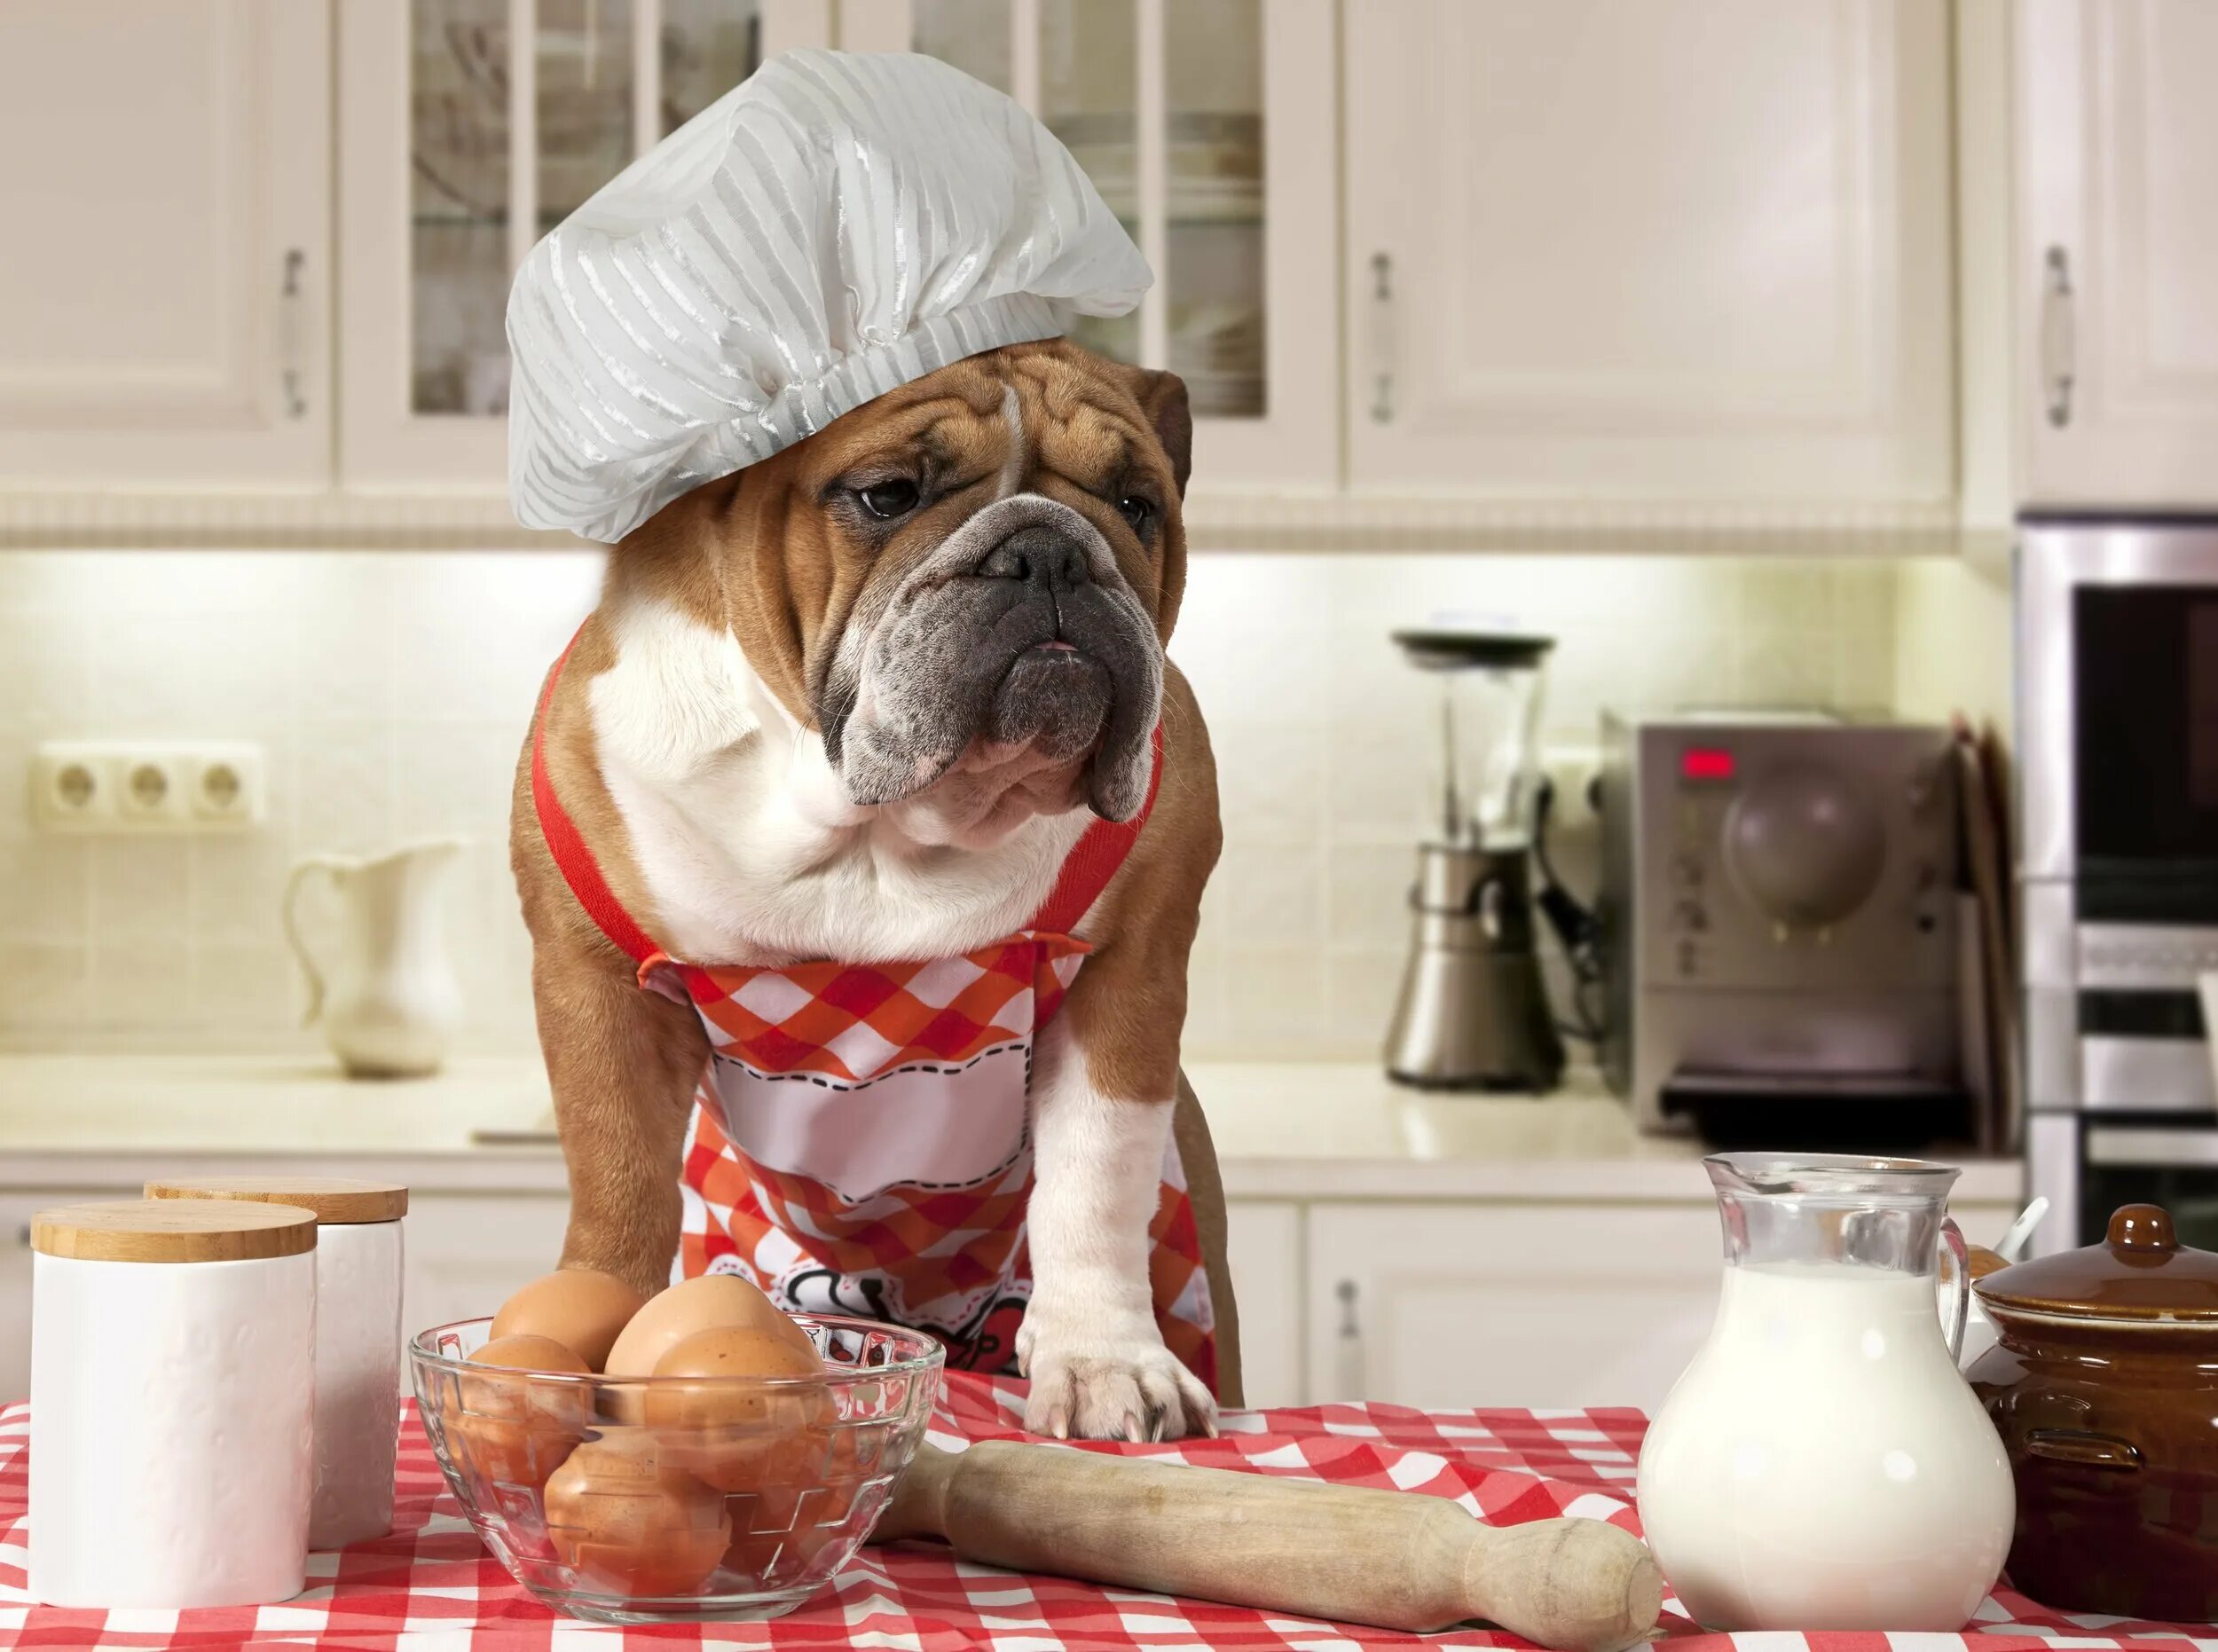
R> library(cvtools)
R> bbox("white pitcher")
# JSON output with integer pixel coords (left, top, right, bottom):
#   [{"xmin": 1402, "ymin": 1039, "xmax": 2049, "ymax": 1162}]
[
  {"xmin": 1636, "ymin": 1152, "xmax": 2014, "ymax": 1632},
  {"xmin": 283, "ymin": 839, "xmax": 467, "ymax": 1077}
]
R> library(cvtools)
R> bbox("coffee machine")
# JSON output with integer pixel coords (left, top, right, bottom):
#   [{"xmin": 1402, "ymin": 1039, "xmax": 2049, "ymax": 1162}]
[{"xmin": 1383, "ymin": 625, "xmax": 1566, "ymax": 1091}]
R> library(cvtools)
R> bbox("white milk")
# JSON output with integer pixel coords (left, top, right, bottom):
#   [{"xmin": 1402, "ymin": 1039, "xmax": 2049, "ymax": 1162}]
[{"xmin": 1636, "ymin": 1260, "xmax": 2013, "ymax": 1632}]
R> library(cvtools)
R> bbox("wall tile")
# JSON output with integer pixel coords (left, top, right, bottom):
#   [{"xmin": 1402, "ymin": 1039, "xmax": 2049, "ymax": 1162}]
[
  {"xmin": 1325, "ymin": 945, "xmax": 1408, "ymax": 1053},
  {"xmin": 1327, "ymin": 841, "xmax": 1418, "ymax": 950},
  {"xmin": 0, "ymin": 834, "xmax": 90, "ymax": 943},
  {"xmin": 1223, "ymin": 945, "xmax": 1328, "ymax": 1051},
  {"xmin": 88, "ymin": 936, "xmax": 196, "ymax": 1033},
  {"xmin": 295, "ymin": 554, "xmax": 400, "ymax": 722},
  {"xmin": 1213, "ymin": 720, "xmax": 1327, "ymax": 844},
  {"xmin": 1732, "ymin": 629, "xmax": 1837, "ymax": 709},
  {"xmin": 296, "ymin": 720, "xmax": 398, "ymax": 855},
  {"xmin": 0, "ymin": 941, "xmax": 91, "ymax": 1034},
  {"xmin": 1220, "ymin": 840, "xmax": 1325, "ymax": 947},
  {"xmin": 89, "ymin": 838, "xmax": 190, "ymax": 941},
  {"xmin": 0, "ymin": 607, "xmax": 96, "ymax": 728},
  {"xmin": 0, "ymin": 547, "xmax": 1915, "ymax": 1064},
  {"xmin": 189, "ymin": 941, "xmax": 300, "ymax": 1038},
  {"xmin": 1177, "ymin": 945, "xmax": 1230, "ymax": 1058}
]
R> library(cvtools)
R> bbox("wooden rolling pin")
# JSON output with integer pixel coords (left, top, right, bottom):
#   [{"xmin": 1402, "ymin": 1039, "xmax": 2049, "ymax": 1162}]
[{"xmin": 873, "ymin": 1441, "xmax": 1662, "ymax": 1652}]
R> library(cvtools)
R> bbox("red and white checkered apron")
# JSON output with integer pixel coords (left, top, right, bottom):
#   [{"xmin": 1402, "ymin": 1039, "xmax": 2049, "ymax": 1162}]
[{"xmin": 531, "ymin": 641, "xmax": 1216, "ymax": 1393}]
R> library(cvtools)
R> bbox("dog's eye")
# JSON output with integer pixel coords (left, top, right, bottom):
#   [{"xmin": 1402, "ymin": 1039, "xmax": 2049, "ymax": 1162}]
[
  {"xmin": 1115, "ymin": 494, "xmax": 1154, "ymax": 532},
  {"xmin": 856, "ymin": 479, "xmax": 921, "ymax": 520}
]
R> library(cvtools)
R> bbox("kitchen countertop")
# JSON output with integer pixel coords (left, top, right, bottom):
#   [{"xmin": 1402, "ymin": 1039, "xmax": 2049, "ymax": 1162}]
[{"xmin": 0, "ymin": 1053, "xmax": 2023, "ymax": 1203}]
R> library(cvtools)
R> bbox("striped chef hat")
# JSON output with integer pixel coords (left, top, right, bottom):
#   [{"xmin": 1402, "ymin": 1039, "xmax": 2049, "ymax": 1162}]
[{"xmin": 506, "ymin": 49, "xmax": 1151, "ymax": 544}]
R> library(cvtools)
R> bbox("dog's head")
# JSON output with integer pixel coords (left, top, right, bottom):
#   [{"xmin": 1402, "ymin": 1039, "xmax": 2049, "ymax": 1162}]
[{"xmin": 640, "ymin": 339, "xmax": 1191, "ymax": 838}]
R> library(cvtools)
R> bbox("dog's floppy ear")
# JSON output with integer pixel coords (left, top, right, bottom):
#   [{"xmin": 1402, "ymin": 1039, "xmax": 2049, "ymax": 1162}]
[{"xmin": 1127, "ymin": 368, "xmax": 1192, "ymax": 499}]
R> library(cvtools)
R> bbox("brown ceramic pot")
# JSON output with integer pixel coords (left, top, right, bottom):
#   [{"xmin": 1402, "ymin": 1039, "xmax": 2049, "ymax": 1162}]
[{"xmin": 1966, "ymin": 1204, "xmax": 2218, "ymax": 1622}]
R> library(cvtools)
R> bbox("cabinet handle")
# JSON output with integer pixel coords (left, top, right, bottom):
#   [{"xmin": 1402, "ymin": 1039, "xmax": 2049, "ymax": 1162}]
[
  {"xmin": 12, "ymin": 1223, "xmax": 28, "ymax": 1247},
  {"xmin": 279, "ymin": 248, "xmax": 309, "ymax": 421},
  {"xmin": 1333, "ymin": 1278, "xmax": 1363, "ymax": 1398},
  {"xmin": 1367, "ymin": 253, "xmax": 1396, "ymax": 425},
  {"xmin": 2041, "ymin": 245, "xmax": 2074, "ymax": 429}
]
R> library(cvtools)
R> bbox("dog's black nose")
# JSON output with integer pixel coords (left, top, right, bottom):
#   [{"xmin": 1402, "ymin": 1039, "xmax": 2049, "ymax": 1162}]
[{"xmin": 978, "ymin": 525, "xmax": 1090, "ymax": 591}]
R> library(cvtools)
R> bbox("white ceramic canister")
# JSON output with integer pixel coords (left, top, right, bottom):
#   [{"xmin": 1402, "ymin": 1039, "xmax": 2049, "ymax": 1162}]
[
  {"xmin": 29, "ymin": 1199, "xmax": 318, "ymax": 1609},
  {"xmin": 146, "ymin": 1176, "xmax": 408, "ymax": 1548}
]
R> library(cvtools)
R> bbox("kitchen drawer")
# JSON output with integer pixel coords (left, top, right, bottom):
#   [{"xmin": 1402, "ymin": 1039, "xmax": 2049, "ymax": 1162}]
[
  {"xmin": 0, "ymin": 1186, "xmax": 138, "ymax": 1403},
  {"xmin": 1223, "ymin": 1200, "xmax": 1302, "ymax": 1408},
  {"xmin": 399, "ymin": 1192, "xmax": 572, "ymax": 1357},
  {"xmin": 1305, "ymin": 1201, "xmax": 1722, "ymax": 1413}
]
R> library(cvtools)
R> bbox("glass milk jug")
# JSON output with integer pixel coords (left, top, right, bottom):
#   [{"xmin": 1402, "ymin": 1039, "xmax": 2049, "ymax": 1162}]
[{"xmin": 1637, "ymin": 1154, "xmax": 2013, "ymax": 1632}]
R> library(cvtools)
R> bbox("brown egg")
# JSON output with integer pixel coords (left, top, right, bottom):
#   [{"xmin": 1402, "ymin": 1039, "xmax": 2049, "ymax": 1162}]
[
  {"xmin": 449, "ymin": 1334, "xmax": 594, "ymax": 1490},
  {"xmin": 723, "ymin": 1428, "xmax": 872, "ymax": 1579},
  {"xmin": 602, "ymin": 1274, "xmax": 810, "ymax": 1381},
  {"xmin": 724, "ymin": 1489, "xmax": 839, "ymax": 1582},
  {"xmin": 645, "ymin": 1325, "xmax": 831, "ymax": 1494},
  {"xmin": 489, "ymin": 1270, "xmax": 645, "ymax": 1371},
  {"xmin": 544, "ymin": 1428, "xmax": 731, "ymax": 1598}
]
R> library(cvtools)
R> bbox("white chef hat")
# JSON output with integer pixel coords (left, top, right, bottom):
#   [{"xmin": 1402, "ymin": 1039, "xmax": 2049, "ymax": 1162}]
[{"xmin": 507, "ymin": 49, "xmax": 1152, "ymax": 544}]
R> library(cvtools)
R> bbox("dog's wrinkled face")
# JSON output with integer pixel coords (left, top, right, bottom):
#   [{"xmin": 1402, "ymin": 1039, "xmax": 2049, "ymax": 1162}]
[{"xmin": 681, "ymin": 340, "xmax": 1190, "ymax": 838}]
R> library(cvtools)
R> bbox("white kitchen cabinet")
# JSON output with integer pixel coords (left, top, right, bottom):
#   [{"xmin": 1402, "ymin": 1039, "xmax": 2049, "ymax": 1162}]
[
  {"xmin": 2017, "ymin": 0, "xmax": 2218, "ymax": 509},
  {"xmin": 401, "ymin": 1192, "xmax": 573, "ymax": 1347},
  {"xmin": 2, "ymin": 1188, "xmax": 137, "ymax": 1403},
  {"xmin": 2, "ymin": 1198, "xmax": 47, "ymax": 1403},
  {"xmin": 1304, "ymin": 1202, "xmax": 1725, "ymax": 1413},
  {"xmin": 0, "ymin": 1, "xmax": 330, "ymax": 490},
  {"xmin": 1342, "ymin": 0, "xmax": 1954, "ymax": 505},
  {"xmin": 1222, "ymin": 1199, "xmax": 1302, "ymax": 1407},
  {"xmin": 0, "ymin": 1184, "xmax": 570, "ymax": 1401},
  {"xmin": 838, "ymin": 0, "xmax": 1338, "ymax": 491},
  {"xmin": 337, "ymin": 0, "xmax": 830, "ymax": 490}
]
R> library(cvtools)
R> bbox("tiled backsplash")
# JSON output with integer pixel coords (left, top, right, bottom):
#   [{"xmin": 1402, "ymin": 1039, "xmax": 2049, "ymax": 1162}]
[{"xmin": 0, "ymin": 549, "xmax": 1907, "ymax": 1062}]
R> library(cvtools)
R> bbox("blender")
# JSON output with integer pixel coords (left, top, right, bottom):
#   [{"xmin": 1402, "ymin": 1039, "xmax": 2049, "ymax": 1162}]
[{"xmin": 1383, "ymin": 623, "xmax": 1566, "ymax": 1091}]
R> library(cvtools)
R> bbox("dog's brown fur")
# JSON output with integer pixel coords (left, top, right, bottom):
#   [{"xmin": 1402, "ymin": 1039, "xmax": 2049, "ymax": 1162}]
[{"xmin": 510, "ymin": 340, "xmax": 1236, "ymax": 1397}]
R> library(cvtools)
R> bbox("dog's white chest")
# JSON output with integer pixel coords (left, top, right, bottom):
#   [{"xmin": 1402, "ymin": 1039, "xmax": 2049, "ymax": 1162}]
[{"xmin": 586, "ymin": 602, "xmax": 1090, "ymax": 966}]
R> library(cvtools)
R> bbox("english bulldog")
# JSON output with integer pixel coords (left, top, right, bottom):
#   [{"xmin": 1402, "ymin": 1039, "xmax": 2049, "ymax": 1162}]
[{"xmin": 512, "ymin": 338, "xmax": 1231, "ymax": 1443}]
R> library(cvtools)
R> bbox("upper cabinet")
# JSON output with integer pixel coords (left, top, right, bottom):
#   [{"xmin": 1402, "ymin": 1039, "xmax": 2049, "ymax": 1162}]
[
  {"xmin": 336, "ymin": 0, "xmax": 830, "ymax": 490},
  {"xmin": 0, "ymin": 1, "xmax": 330, "ymax": 490},
  {"xmin": 838, "ymin": 0, "xmax": 1338, "ymax": 491},
  {"xmin": 2017, "ymin": 0, "xmax": 2218, "ymax": 511},
  {"xmin": 1342, "ymin": 0, "xmax": 1955, "ymax": 504}
]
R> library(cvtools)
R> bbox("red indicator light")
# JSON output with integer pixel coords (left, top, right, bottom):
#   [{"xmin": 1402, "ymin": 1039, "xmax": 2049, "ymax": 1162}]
[{"xmin": 1681, "ymin": 747, "xmax": 1735, "ymax": 782}]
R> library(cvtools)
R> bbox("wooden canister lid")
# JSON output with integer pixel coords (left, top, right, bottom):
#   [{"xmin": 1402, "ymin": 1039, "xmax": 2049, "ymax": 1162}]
[
  {"xmin": 33, "ymin": 1198, "xmax": 317, "ymax": 1263},
  {"xmin": 144, "ymin": 1175, "xmax": 408, "ymax": 1225}
]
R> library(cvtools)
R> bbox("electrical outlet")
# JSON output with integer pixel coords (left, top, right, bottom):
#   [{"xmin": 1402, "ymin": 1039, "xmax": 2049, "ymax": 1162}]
[
  {"xmin": 30, "ymin": 748, "xmax": 113, "ymax": 830},
  {"xmin": 28, "ymin": 741, "xmax": 265, "ymax": 834},
  {"xmin": 1542, "ymin": 741, "xmax": 1602, "ymax": 835},
  {"xmin": 115, "ymin": 751, "xmax": 188, "ymax": 824},
  {"xmin": 186, "ymin": 745, "xmax": 264, "ymax": 825}
]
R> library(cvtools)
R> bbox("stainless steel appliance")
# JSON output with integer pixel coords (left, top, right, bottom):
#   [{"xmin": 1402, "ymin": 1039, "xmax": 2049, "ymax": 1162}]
[
  {"xmin": 2021, "ymin": 522, "xmax": 2218, "ymax": 1255},
  {"xmin": 1599, "ymin": 712, "xmax": 1965, "ymax": 1142},
  {"xmin": 1383, "ymin": 625, "xmax": 1564, "ymax": 1091}
]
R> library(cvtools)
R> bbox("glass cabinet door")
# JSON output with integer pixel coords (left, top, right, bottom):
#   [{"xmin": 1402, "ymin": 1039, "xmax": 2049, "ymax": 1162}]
[
  {"xmin": 341, "ymin": 0, "xmax": 824, "ymax": 491},
  {"xmin": 844, "ymin": 0, "xmax": 1332, "ymax": 487},
  {"xmin": 342, "ymin": 0, "xmax": 1325, "ymax": 494}
]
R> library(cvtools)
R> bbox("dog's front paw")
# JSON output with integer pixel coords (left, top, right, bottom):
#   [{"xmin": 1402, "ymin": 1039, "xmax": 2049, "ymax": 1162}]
[{"xmin": 1017, "ymin": 1304, "xmax": 1215, "ymax": 1442}]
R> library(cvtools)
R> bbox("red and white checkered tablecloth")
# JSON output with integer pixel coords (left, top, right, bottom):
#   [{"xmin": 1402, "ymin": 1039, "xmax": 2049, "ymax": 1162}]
[{"xmin": 3, "ymin": 1377, "xmax": 2213, "ymax": 1652}]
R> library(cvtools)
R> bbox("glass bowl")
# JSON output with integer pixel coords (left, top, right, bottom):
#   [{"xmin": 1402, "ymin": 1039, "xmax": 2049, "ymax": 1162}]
[{"xmin": 409, "ymin": 1313, "xmax": 942, "ymax": 1624}]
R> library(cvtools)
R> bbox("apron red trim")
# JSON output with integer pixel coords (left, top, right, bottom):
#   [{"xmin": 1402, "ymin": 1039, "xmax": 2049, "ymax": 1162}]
[
  {"xmin": 530, "ymin": 633, "xmax": 658, "ymax": 964},
  {"xmin": 530, "ymin": 628, "xmax": 1163, "ymax": 960}
]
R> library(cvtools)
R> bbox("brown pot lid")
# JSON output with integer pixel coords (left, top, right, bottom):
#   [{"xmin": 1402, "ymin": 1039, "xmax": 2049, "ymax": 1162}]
[
  {"xmin": 1975, "ymin": 1204, "xmax": 2218, "ymax": 1323},
  {"xmin": 145, "ymin": 1175, "xmax": 407, "ymax": 1224},
  {"xmin": 34, "ymin": 1198, "xmax": 317, "ymax": 1263}
]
